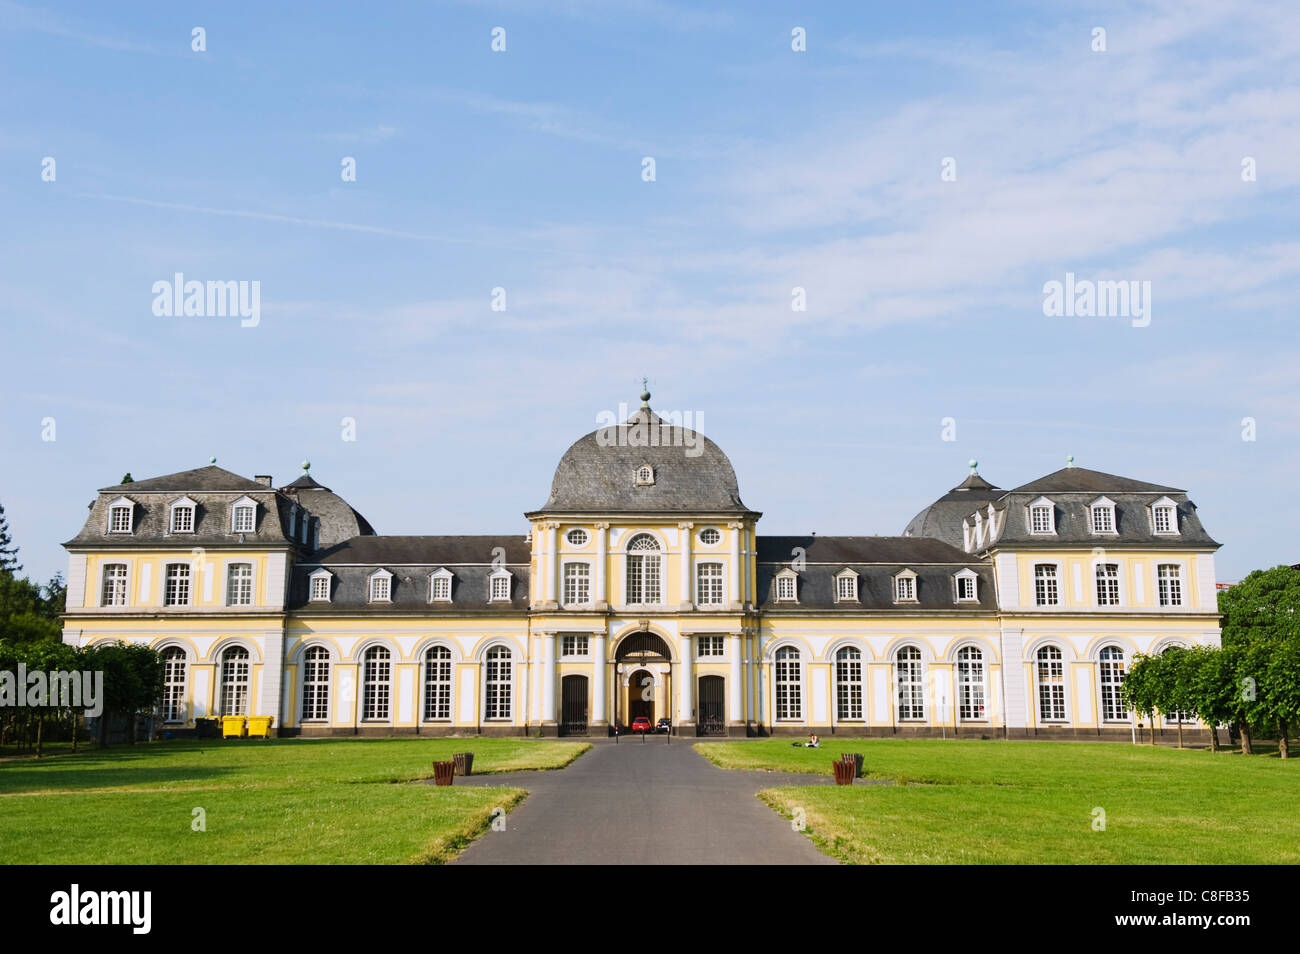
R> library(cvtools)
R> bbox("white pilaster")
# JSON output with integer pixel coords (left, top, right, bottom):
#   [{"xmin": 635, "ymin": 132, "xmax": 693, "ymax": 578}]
[
  {"xmin": 679, "ymin": 632, "xmax": 694, "ymax": 725},
  {"xmin": 728, "ymin": 632, "xmax": 742, "ymax": 723},
  {"xmin": 592, "ymin": 634, "xmax": 607, "ymax": 722},
  {"xmin": 541, "ymin": 631, "xmax": 557, "ymax": 724},
  {"xmin": 678, "ymin": 521, "xmax": 693, "ymax": 609},
  {"xmin": 594, "ymin": 522, "xmax": 609, "ymax": 609},
  {"xmin": 546, "ymin": 523, "xmax": 559, "ymax": 606},
  {"xmin": 728, "ymin": 521, "xmax": 742, "ymax": 609},
  {"xmin": 258, "ymin": 630, "xmax": 284, "ymax": 727}
]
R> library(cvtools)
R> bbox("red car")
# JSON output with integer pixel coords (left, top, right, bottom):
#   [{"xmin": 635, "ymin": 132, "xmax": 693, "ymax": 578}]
[{"xmin": 630, "ymin": 717, "xmax": 652, "ymax": 733}]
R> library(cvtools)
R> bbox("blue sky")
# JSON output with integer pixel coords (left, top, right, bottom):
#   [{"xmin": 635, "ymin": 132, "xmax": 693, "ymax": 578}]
[{"xmin": 2, "ymin": 0, "xmax": 1297, "ymax": 583}]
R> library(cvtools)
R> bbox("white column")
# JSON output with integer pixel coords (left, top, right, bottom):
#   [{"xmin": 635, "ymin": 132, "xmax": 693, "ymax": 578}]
[
  {"xmin": 678, "ymin": 522, "xmax": 693, "ymax": 609},
  {"xmin": 541, "ymin": 631, "xmax": 557, "ymax": 724},
  {"xmin": 546, "ymin": 523, "xmax": 559, "ymax": 606},
  {"xmin": 258, "ymin": 630, "xmax": 285, "ymax": 730},
  {"xmin": 728, "ymin": 521, "xmax": 742, "ymax": 609},
  {"xmin": 594, "ymin": 522, "xmax": 609, "ymax": 609},
  {"xmin": 592, "ymin": 633, "xmax": 607, "ymax": 723},
  {"xmin": 747, "ymin": 633, "xmax": 757, "ymax": 723},
  {"xmin": 728, "ymin": 632, "xmax": 743, "ymax": 723},
  {"xmin": 679, "ymin": 632, "xmax": 694, "ymax": 726}
]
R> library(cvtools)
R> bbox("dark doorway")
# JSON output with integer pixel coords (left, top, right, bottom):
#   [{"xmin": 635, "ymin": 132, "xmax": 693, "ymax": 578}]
[
  {"xmin": 561, "ymin": 675, "xmax": 588, "ymax": 736},
  {"xmin": 698, "ymin": 675, "xmax": 725, "ymax": 735},
  {"xmin": 628, "ymin": 669, "xmax": 655, "ymax": 724}
]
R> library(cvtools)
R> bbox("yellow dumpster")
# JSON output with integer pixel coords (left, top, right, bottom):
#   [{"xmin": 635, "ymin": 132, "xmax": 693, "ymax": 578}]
[
  {"xmin": 246, "ymin": 716, "xmax": 274, "ymax": 739},
  {"xmin": 221, "ymin": 716, "xmax": 247, "ymax": 738}
]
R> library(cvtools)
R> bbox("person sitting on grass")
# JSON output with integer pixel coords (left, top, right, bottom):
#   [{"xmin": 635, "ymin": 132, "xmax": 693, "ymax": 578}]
[{"xmin": 805, "ymin": 732, "xmax": 819, "ymax": 748}]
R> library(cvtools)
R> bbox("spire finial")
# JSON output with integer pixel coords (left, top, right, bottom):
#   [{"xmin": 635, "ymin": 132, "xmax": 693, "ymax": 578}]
[
  {"xmin": 968, "ymin": 458, "xmax": 978, "ymax": 474},
  {"xmin": 1066, "ymin": 454, "xmax": 1074, "ymax": 468},
  {"xmin": 301, "ymin": 459, "xmax": 311, "ymax": 474},
  {"xmin": 639, "ymin": 377, "xmax": 651, "ymax": 408}
]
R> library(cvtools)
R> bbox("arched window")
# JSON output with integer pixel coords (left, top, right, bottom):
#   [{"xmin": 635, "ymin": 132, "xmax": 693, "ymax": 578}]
[
  {"xmin": 484, "ymin": 646, "xmax": 512, "ymax": 720},
  {"xmin": 625, "ymin": 534, "xmax": 662, "ymax": 604},
  {"xmin": 835, "ymin": 646, "xmax": 863, "ymax": 721},
  {"xmin": 219, "ymin": 647, "xmax": 250, "ymax": 716},
  {"xmin": 362, "ymin": 646, "xmax": 391, "ymax": 721},
  {"xmin": 1099, "ymin": 646, "xmax": 1128, "ymax": 722},
  {"xmin": 957, "ymin": 646, "xmax": 985, "ymax": 721},
  {"xmin": 896, "ymin": 647, "xmax": 925, "ymax": 721},
  {"xmin": 775, "ymin": 646, "xmax": 801, "ymax": 721},
  {"xmin": 302, "ymin": 647, "xmax": 331, "ymax": 722},
  {"xmin": 424, "ymin": 646, "xmax": 453, "ymax": 721},
  {"xmin": 1036, "ymin": 646, "xmax": 1066, "ymax": 721},
  {"xmin": 161, "ymin": 648, "xmax": 187, "ymax": 722}
]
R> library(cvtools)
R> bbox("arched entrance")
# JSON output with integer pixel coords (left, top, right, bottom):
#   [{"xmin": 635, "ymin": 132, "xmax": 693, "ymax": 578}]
[
  {"xmin": 561, "ymin": 675, "xmax": 588, "ymax": 736},
  {"xmin": 614, "ymin": 631, "xmax": 673, "ymax": 731},
  {"xmin": 698, "ymin": 675, "xmax": 725, "ymax": 736}
]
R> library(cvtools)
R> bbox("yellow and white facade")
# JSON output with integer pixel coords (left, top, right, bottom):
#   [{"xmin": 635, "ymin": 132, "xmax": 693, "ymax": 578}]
[{"xmin": 61, "ymin": 395, "xmax": 1223, "ymax": 739}]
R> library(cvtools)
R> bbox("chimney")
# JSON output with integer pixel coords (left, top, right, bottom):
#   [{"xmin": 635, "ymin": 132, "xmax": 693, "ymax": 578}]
[{"xmin": 255, "ymin": 475, "xmax": 273, "ymax": 488}]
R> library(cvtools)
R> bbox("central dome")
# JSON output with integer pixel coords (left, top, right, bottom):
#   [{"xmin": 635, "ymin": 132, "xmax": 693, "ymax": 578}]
[{"xmin": 536, "ymin": 404, "xmax": 751, "ymax": 514}]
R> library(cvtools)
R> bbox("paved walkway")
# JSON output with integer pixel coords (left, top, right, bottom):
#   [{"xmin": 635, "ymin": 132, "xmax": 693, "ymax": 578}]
[{"xmin": 446, "ymin": 739, "xmax": 868, "ymax": 865}]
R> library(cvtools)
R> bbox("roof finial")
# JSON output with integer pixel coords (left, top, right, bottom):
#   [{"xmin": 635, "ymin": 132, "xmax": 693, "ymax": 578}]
[
  {"xmin": 209, "ymin": 456, "xmax": 217, "ymax": 465},
  {"xmin": 301, "ymin": 459, "xmax": 311, "ymax": 474},
  {"xmin": 968, "ymin": 458, "xmax": 978, "ymax": 474},
  {"xmin": 639, "ymin": 377, "xmax": 651, "ymax": 408},
  {"xmin": 1066, "ymin": 454, "xmax": 1074, "ymax": 468}
]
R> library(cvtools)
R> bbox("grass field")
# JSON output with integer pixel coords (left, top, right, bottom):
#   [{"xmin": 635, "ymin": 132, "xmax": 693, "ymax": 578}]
[
  {"xmin": 0, "ymin": 737, "xmax": 589, "ymax": 864},
  {"xmin": 696, "ymin": 739, "xmax": 1300, "ymax": 864}
]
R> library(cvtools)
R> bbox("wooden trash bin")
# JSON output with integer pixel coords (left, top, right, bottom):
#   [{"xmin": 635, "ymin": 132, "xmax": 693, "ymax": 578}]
[
  {"xmin": 432, "ymin": 761, "xmax": 456, "ymax": 786},
  {"xmin": 452, "ymin": 752, "xmax": 474, "ymax": 776},
  {"xmin": 841, "ymin": 752, "xmax": 864, "ymax": 778},
  {"xmin": 832, "ymin": 758, "xmax": 856, "ymax": 785}
]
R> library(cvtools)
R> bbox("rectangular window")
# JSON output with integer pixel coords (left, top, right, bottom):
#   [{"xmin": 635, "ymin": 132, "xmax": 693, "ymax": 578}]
[
  {"xmin": 310, "ymin": 575, "xmax": 330, "ymax": 601},
  {"xmin": 895, "ymin": 576, "xmax": 916, "ymax": 601},
  {"xmin": 431, "ymin": 575, "xmax": 451, "ymax": 601},
  {"xmin": 561, "ymin": 634, "xmax": 589, "ymax": 657},
  {"xmin": 491, "ymin": 575, "xmax": 510, "ymax": 601},
  {"xmin": 1091, "ymin": 506, "xmax": 1114, "ymax": 533},
  {"xmin": 227, "ymin": 563, "xmax": 254, "ymax": 606},
  {"xmin": 1030, "ymin": 505, "xmax": 1052, "ymax": 533},
  {"xmin": 1037, "ymin": 650, "xmax": 1066, "ymax": 722},
  {"xmin": 1095, "ymin": 563, "xmax": 1120, "ymax": 606},
  {"xmin": 1153, "ymin": 506, "xmax": 1173, "ymax": 533},
  {"xmin": 171, "ymin": 506, "xmax": 194, "ymax": 533},
  {"xmin": 775, "ymin": 651, "xmax": 801, "ymax": 720},
  {"xmin": 1158, "ymin": 564, "xmax": 1183, "ymax": 606},
  {"xmin": 697, "ymin": 635, "xmax": 725, "ymax": 657},
  {"xmin": 563, "ymin": 563, "xmax": 590, "ymax": 605},
  {"xmin": 697, "ymin": 563, "xmax": 724, "ymax": 605},
  {"xmin": 956, "ymin": 575, "xmax": 976, "ymax": 601},
  {"xmin": 1034, "ymin": 565, "xmax": 1059, "ymax": 606},
  {"xmin": 232, "ymin": 505, "xmax": 255, "ymax": 533},
  {"xmin": 101, "ymin": 563, "xmax": 128, "ymax": 606},
  {"xmin": 835, "ymin": 575, "xmax": 857, "ymax": 601},
  {"xmin": 775, "ymin": 575, "xmax": 796, "ymax": 601},
  {"xmin": 110, "ymin": 505, "xmax": 132, "ymax": 533},
  {"xmin": 164, "ymin": 563, "xmax": 191, "ymax": 606},
  {"xmin": 370, "ymin": 576, "xmax": 390, "ymax": 602},
  {"xmin": 162, "ymin": 653, "xmax": 187, "ymax": 722}
]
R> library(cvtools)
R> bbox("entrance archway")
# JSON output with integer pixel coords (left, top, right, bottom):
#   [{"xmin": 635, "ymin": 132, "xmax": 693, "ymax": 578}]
[
  {"xmin": 627, "ymin": 669, "xmax": 655, "ymax": 724},
  {"xmin": 561, "ymin": 675, "xmax": 588, "ymax": 736}
]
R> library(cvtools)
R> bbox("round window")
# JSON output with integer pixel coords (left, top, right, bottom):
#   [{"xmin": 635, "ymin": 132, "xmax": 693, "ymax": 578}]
[
  {"xmin": 700, "ymin": 527, "xmax": 721, "ymax": 545},
  {"xmin": 566, "ymin": 528, "xmax": 589, "ymax": 546}
]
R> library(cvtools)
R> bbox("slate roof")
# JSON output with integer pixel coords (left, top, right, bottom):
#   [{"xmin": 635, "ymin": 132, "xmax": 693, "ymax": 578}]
[
  {"xmin": 98, "ymin": 465, "xmax": 269, "ymax": 494},
  {"xmin": 277, "ymin": 474, "xmax": 376, "ymax": 549},
  {"xmin": 904, "ymin": 471, "xmax": 1005, "ymax": 548},
  {"xmin": 289, "ymin": 535, "xmax": 530, "ymax": 613},
  {"xmin": 536, "ymin": 405, "xmax": 752, "ymax": 514},
  {"xmin": 1010, "ymin": 467, "xmax": 1184, "ymax": 495},
  {"xmin": 756, "ymin": 536, "xmax": 998, "ymax": 612}
]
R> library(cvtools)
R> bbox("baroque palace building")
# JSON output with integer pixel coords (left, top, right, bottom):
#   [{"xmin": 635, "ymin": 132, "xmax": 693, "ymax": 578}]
[{"xmin": 60, "ymin": 391, "xmax": 1223, "ymax": 739}]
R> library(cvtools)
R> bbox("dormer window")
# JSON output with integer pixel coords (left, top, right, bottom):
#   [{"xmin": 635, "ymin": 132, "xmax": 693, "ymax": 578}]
[
  {"xmin": 1150, "ymin": 497, "xmax": 1178, "ymax": 534},
  {"xmin": 834, "ymin": 568, "xmax": 859, "ymax": 602},
  {"xmin": 107, "ymin": 497, "xmax": 135, "ymax": 534},
  {"xmin": 955, "ymin": 569, "xmax": 978, "ymax": 602},
  {"xmin": 634, "ymin": 465, "xmax": 655, "ymax": 486},
  {"xmin": 169, "ymin": 497, "xmax": 196, "ymax": 534},
  {"xmin": 368, "ymin": 569, "xmax": 393, "ymax": 603},
  {"xmin": 1027, "ymin": 498, "xmax": 1056, "ymax": 534},
  {"xmin": 230, "ymin": 496, "xmax": 256, "ymax": 533},
  {"xmin": 309, "ymin": 569, "xmax": 332, "ymax": 602},
  {"xmin": 429, "ymin": 568, "xmax": 453, "ymax": 603},
  {"xmin": 774, "ymin": 568, "xmax": 798, "ymax": 602},
  {"xmin": 1090, "ymin": 497, "xmax": 1117, "ymax": 534},
  {"xmin": 894, "ymin": 569, "xmax": 918, "ymax": 602},
  {"xmin": 489, "ymin": 568, "xmax": 512, "ymax": 602}
]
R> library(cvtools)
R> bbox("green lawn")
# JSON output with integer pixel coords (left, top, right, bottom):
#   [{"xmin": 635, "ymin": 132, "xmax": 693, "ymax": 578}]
[
  {"xmin": 0, "ymin": 737, "xmax": 589, "ymax": 864},
  {"xmin": 696, "ymin": 739, "xmax": 1300, "ymax": 864}
]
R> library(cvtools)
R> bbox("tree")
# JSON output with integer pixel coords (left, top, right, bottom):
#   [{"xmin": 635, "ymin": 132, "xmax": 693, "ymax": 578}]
[
  {"xmin": 82, "ymin": 641, "xmax": 164, "ymax": 746},
  {"xmin": 1159, "ymin": 646, "xmax": 1199, "ymax": 749},
  {"xmin": 1123, "ymin": 653, "xmax": 1162, "ymax": 744},
  {"xmin": 0, "ymin": 502, "xmax": 19, "ymax": 574},
  {"xmin": 1187, "ymin": 645, "xmax": 1248, "ymax": 753},
  {"xmin": 120, "ymin": 473, "xmax": 133, "ymax": 484},
  {"xmin": 1218, "ymin": 566, "xmax": 1300, "ymax": 754}
]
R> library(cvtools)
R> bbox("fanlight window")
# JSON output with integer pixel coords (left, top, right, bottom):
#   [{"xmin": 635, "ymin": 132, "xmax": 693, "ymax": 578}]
[
  {"xmin": 835, "ymin": 647, "xmax": 863, "ymax": 721},
  {"xmin": 362, "ymin": 646, "xmax": 391, "ymax": 721},
  {"xmin": 424, "ymin": 646, "xmax": 453, "ymax": 721},
  {"xmin": 302, "ymin": 646, "xmax": 331, "ymax": 721},
  {"xmin": 1036, "ymin": 646, "xmax": 1066, "ymax": 721},
  {"xmin": 896, "ymin": 647, "xmax": 925, "ymax": 720},
  {"xmin": 625, "ymin": 534, "xmax": 662, "ymax": 604},
  {"xmin": 775, "ymin": 646, "xmax": 802, "ymax": 720},
  {"xmin": 220, "ymin": 647, "xmax": 250, "ymax": 716},
  {"xmin": 957, "ymin": 646, "xmax": 985, "ymax": 721},
  {"xmin": 161, "ymin": 648, "xmax": 187, "ymax": 723},
  {"xmin": 1099, "ymin": 646, "xmax": 1128, "ymax": 721}
]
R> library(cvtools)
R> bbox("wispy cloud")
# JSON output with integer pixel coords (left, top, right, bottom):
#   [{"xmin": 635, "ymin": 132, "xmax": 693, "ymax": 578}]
[{"xmin": 0, "ymin": 1, "xmax": 158, "ymax": 53}]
